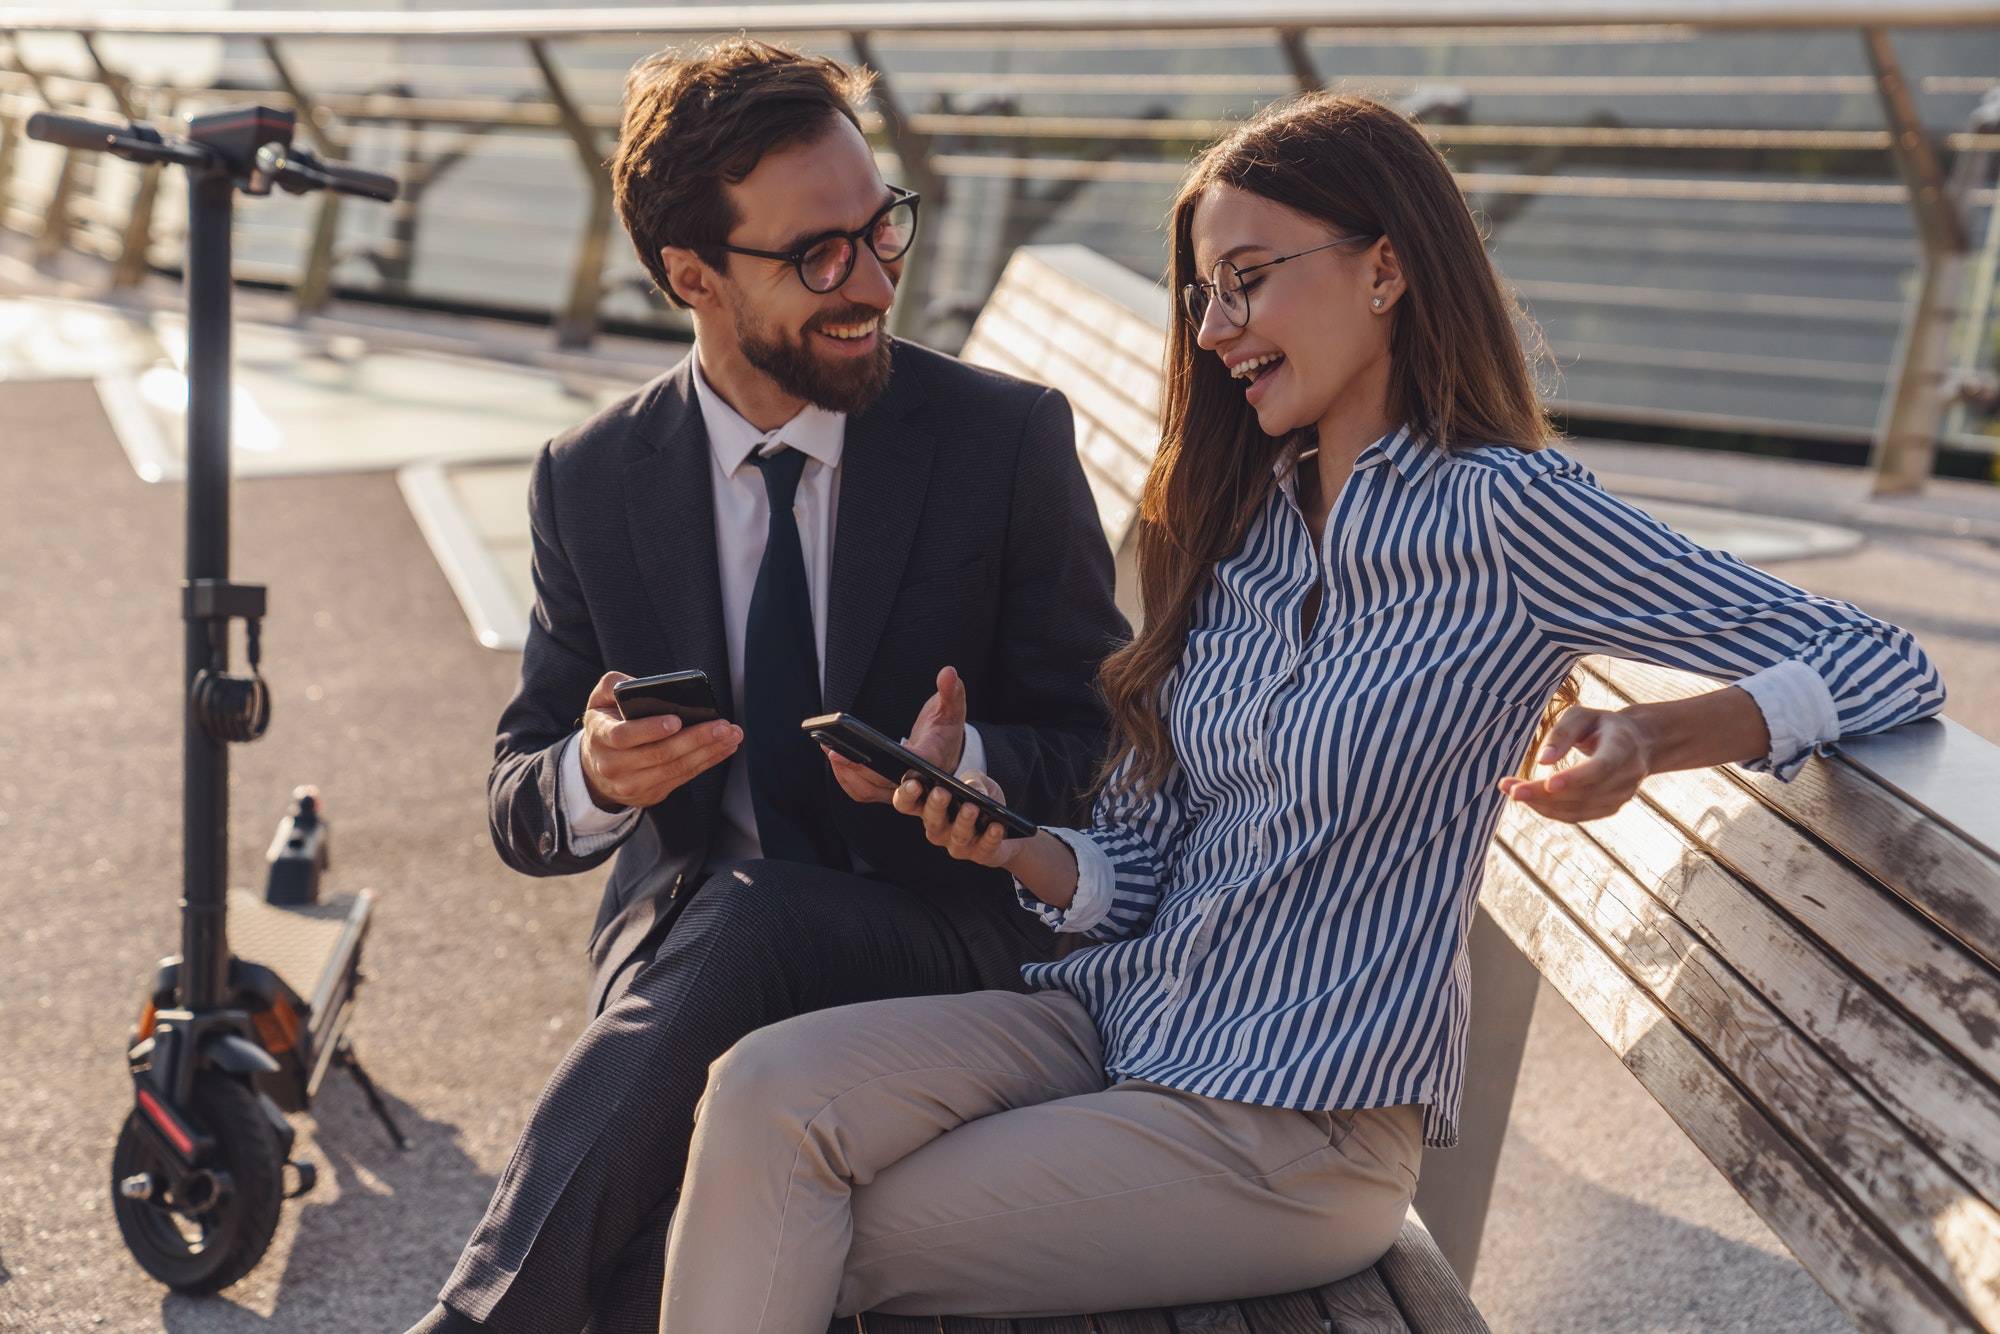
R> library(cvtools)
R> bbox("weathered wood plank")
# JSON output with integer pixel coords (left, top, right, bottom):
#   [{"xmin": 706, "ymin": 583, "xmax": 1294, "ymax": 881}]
[
  {"xmin": 859, "ymin": 1315, "xmax": 941, "ymax": 1333},
  {"xmin": 941, "ymin": 1318, "xmax": 1013, "ymax": 1332},
  {"xmin": 1580, "ymin": 654, "xmax": 2000, "ymax": 970},
  {"xmin": 1479, "ymin": 842, "xmax": 1975, "ymax": 1331},
  {"xmin": 1166, "ymin": 1303, "xmax": 1253, "ymax": 1331},
  {"xmin": 1312, "ymin": 1266, "xmax": 1409, "ymax": 1333},
  {"xmin": 1557, "ymin": 667, "xmax": 2000, "ymax": 1092},
  {"xmin": 1494, "ymin": 800, "xmax": 2000, "ymax": 1325},
  {"xmin": 1237, "ymin": 1288, "xmax": 1331, "ymax": 1332},
  {"xmin": 1372, "ymin": 1216, "xmax": 1489, "ymax": 1333},
  {"xmin": 1514, "ymin": 739, "xmax": 2000, "ymax": 1213},
  {"xmin": 1091, "ymin": 1310, "xmax": 1176, "ymax": 1333},
  {"xmin": 1012, "ymin": 1317, "xmax": 1091, "ymax": 1333}
]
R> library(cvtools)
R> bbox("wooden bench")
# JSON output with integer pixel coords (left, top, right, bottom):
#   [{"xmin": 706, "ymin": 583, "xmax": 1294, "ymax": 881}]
[{"xmin": 835, "ymin": 244, "xmax": 2000, "ymax": 1333}]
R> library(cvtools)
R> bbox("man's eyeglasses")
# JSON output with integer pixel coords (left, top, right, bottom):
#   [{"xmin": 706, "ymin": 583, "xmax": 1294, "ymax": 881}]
[
  {"xmin": 716, "ymin": 187, "xmax": 921, "ymax": 294},
  {"xmin": 1181, "ymin": 232, "xmax": 1379, "ymax": 329}
]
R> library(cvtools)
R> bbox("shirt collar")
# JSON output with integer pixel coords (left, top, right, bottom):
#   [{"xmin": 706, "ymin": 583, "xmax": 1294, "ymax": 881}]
[
  {"xmin": 1274, "ymin": 423, "xmax": 1440, "ymax": 491},
  {"xmin": 690, "ymin": 349, "xmax": 847, "ymax": 476}
]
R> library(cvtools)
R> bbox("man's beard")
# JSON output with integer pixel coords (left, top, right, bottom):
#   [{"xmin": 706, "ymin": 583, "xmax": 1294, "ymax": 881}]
[{"xmin": 736, "ymin": 302, "xmax": 895, "ymax": 416}]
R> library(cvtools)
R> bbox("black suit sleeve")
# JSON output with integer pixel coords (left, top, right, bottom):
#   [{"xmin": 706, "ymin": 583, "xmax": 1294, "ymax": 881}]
[
  {"xmin": 488, "ymin": 443, "xmax": 629, "ymax": 876},
  {"xmin": 972, "ymin": 387, "xmax": 1129, "ymax": 826}
]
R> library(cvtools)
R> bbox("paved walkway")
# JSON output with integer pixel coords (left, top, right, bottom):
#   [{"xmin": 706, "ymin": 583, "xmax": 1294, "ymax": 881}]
[{"xmin": 2, "ymin": 320, "xmax": 1997, "ymax": 1331}]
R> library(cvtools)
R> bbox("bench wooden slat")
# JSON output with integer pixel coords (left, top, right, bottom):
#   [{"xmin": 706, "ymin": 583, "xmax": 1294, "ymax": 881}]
[
  {"xmin": 1163, "ymin": 1303, "xmax": 1254, "ymax": 1331},
  {"xmin": 1533, "ymin": 695, "xmax": 2000, "ymax": 1206},
  {"xmin": 1480, "ymin": 842, "xmax": 1979, "ymax": 1331},
  {"xmin": 1492, "ymin": 797, "xmax": 2000, "ymax": 1324},
  {"xmin": 1090, "ymin": 1309, "xmax": 1176, "ymax": 1332},
  {"xmin": 1013, "ymin": 1317, "xmax": 1092, "ymax": 1333},
  {"xmin": 1582, "ymin": 655, "xmax": 2000, "ymax": 972},
  {"xmin": 1515, "ymin": 780, "xmax": 2000, "ymax": 1211},
  {"xmin": 1312, "ymin": 1266, "xmax": 1411, "ymax": 1333},
  {"xmin": 1372, "ymin": 1216, "xmax": 1491, "ymax": 1333},
  {"xmin": 1561, "ymin": 667, "xmax": 2000, "ymax": 1092},
  {"xmin": 1237, "ymin": 1288, "xmax": 1330, "ymax": 1332},
  {"xmin": 942, "ymin": 1317, "xmax": 1016, "ymax": 1332}
]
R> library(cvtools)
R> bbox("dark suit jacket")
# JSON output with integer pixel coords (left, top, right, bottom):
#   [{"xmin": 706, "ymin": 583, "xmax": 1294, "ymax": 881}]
[{"xmin": 487, "ymin": 339, "xmax": 1129, "ymax": 1015}]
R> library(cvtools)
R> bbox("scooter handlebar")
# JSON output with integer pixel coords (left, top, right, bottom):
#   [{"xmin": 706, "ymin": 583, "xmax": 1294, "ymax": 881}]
[
  {"xmin": 26, "ymin": 111, "xmax": 125, "ymax": 152},
  {"xmin": 283, "ymin": 146, "xmax": 398, "ymax": 203},
  {"xmin": 317, "ymin": 160, "xmax": 399, "ymax": 203}
]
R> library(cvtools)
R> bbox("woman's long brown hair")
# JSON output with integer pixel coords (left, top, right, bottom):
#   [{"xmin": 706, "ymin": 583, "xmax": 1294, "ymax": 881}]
[{"xmin": 1097, "ymin": 92, "xmax": 1575, "ymax": 801}]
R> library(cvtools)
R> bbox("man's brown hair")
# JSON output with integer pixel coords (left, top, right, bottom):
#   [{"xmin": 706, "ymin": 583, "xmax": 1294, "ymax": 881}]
[{"xmin": 611, "ymin": 37, "xmax": 876, "ymax": 308}]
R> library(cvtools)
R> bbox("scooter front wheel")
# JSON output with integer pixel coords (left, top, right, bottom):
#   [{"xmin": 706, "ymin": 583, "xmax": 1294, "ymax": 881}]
[{"xmin": 110, "ymin": 1074, "xmax": 284, "ymax": 1292}]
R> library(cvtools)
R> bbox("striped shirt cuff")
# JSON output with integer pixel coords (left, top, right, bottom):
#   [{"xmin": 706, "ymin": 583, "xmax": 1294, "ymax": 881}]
[
  {"xmin": 1015, "ymin": 826, "xmax": 1115, "ymax": 934},
  {"xmin": 1734, "ymin": 659, "xmax": 1841, "ymax": 782},
  {"xmin": 559, "ymin": 730, "xmax": 640, "ymax": 854}
]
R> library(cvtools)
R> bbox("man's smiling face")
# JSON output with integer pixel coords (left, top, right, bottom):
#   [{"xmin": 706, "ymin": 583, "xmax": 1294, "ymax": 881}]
[{"xmin": 706, "ymin": 113, "xmax": 903, "ymax": 415}]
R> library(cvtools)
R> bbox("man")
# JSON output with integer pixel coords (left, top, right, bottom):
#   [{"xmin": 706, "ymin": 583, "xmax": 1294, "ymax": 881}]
[{"xmin": 408, "ymin": 37, "xmax": 1125, "ymax": 1334}]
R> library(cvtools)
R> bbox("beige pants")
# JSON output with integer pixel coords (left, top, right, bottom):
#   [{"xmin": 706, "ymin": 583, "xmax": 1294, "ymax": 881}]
[{"xmin": 659, "ymin": 988, "xmax": 1423, "ymax": 1332}]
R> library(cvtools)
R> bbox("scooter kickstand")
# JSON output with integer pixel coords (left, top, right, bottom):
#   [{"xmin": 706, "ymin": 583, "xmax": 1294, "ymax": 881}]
[{"xmin": 336, "ymin": 1040, "xmax": 409, "ymax": 1150}]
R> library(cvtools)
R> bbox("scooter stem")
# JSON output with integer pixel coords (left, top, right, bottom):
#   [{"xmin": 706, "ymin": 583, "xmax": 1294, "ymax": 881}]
[{"xmin": 181, "ymin": 168, "xmax": 234, "ymax": 1013}]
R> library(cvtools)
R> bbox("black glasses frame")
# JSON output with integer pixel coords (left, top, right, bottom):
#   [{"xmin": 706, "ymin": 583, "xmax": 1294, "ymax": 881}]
[
  {"xmin": 715, "ymin": 186, "xmax": 921, "ymax": 293},
  {"xmin": 1182, "ymin": 232, "xmax": 1380, "ymax": 329}
]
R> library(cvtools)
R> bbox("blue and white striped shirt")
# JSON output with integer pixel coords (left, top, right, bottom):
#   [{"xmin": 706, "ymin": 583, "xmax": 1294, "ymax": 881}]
[{"xmin": 1016, "ymin": 426, "xmax": 1945, "ymax": 1147}]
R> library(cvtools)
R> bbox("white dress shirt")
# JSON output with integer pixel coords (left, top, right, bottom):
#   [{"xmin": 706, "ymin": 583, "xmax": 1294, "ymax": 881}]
[{"xmin": 558, "ymin": 351, "xmax": 983, "ymax": 860}]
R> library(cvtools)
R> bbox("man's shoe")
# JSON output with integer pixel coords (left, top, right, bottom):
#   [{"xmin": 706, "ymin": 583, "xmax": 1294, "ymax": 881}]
[{"xmin": 404, "ymin": 1301, "xmax": 485, "ymax": 1334}]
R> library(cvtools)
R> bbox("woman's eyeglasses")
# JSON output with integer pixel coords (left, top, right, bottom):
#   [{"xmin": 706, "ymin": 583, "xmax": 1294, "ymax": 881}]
[
  {"xmin": 716, "ymin": 187, "xmax": 921, "ymax": 294},
  {"xmin": 1181, "ymin": 233, "xmax": 1379, "ymax": 329}
]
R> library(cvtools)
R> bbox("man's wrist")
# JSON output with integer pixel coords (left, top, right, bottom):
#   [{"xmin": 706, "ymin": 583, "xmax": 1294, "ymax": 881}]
[{"xmin": 580, "ymin": 752, "xmax": 625, "ymax": 814}]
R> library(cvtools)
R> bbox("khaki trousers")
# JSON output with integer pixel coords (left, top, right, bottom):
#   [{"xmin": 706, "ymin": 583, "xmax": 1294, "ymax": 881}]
[{"xmin": 659, "ymin": 988, "xmax": 1423, "ymax": 1332}]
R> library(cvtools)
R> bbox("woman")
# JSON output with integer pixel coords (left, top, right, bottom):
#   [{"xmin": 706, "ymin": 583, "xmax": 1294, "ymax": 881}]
[{"xmin": 657, "ymin": 93, "xmax": 1945, "ymax": 1328}]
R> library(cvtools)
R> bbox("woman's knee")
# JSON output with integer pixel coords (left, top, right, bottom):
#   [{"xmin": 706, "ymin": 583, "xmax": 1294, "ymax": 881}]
[{"xmin": 693, "ymin": 1016, "xmax": 819, "ymax": 1131}]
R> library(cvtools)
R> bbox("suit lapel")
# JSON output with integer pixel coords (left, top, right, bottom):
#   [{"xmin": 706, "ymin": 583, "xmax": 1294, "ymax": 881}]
[
  {"xmin": 623, "ymin": 356, "xmax": 736, "ymax": 729},
  {"xmin": 825, "ymin": 344, "xmax": 934, "ymax": 712}
]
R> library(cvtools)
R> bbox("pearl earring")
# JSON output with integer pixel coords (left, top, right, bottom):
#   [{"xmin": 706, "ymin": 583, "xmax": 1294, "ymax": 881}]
[{"xmin": 1371, "ymin": 297, "xmax": 1384, "ymax": 309}]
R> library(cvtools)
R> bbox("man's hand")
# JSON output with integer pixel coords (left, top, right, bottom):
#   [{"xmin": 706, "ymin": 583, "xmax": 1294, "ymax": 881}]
[
  {"xmin": 579, "ymin": 671, "xmax": 742, "ymax": 813},
  {"xmin": 1497, "ymin": 704, "xmax": 1652, "ymax": 824},
  {"xmin": 823, "ymin": 664, "xmax": 969, "ymax": 805}
]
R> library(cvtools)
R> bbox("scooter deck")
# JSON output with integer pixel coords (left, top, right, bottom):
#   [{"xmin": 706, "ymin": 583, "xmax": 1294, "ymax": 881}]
[{"xmin": 225, "ymin": 885, "xmax": 373, "ymax": 1083}]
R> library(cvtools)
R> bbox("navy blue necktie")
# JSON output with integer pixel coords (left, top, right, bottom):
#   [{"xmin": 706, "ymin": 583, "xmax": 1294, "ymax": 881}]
[{"xmin": 743, "ymin": 446, "xmax": 844, "ymax": 868}]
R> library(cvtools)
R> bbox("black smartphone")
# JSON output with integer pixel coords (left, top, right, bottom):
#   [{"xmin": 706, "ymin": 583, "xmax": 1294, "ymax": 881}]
[
  {"xmin": 613, "ymin": 669, "xmax": 723, "ymax": 726},
  {"xmin": 802, "ymin": 711, "xmax": 1038, "ymax": 839}
]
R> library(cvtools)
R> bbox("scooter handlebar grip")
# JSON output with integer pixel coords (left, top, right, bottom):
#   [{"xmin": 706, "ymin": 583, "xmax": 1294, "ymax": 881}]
[
  {"xmin": 26, "ymin": 111, "xmax": 126, "ymax": 152},
  {"xmin": 319, "ymin": 161, "xmax": 399, "ymax": 203}
]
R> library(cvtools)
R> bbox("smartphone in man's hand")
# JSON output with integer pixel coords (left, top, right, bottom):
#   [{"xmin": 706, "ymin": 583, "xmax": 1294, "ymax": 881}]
[{"xmin": 613, "ymin": 670, "xmax": 724, "ymax": 726}]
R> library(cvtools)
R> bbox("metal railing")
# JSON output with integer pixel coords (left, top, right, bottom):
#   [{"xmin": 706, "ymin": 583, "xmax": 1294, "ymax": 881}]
[{"xmin": 1, "ymin": 1, "xmax": 1997, "ymax": 493}]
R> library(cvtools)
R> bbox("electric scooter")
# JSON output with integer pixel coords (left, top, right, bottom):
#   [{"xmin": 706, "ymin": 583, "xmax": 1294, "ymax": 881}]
[{"xmin": 26, "ymin": 105, "xmax": 406, "ymax": 1292}]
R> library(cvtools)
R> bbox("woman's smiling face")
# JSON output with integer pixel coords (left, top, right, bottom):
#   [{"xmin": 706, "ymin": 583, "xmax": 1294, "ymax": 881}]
[{"xmin": 1187, "ymin": 183, "xmax": 1401, "ymax": 439}]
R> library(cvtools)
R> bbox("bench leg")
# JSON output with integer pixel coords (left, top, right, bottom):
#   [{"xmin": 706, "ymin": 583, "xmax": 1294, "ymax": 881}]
[{"xmin": 1411, "ymin": 903, "xmax": 1540, "ymax": 1291}]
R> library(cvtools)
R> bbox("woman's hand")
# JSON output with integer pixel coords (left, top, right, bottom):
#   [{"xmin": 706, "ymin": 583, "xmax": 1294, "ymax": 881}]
[
  {"xmin": 1497, "ymin": 704, "xmax": 1653, "ymax": 824},
  {"xmin": 891, "ymin": 770, "xmax": 1024, "ymax": 870}
]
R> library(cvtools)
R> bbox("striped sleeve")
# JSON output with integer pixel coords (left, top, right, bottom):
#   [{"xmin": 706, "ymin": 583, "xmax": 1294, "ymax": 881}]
[
  {"xmin": 1014, "ymin": 749, "xmax": 1188, "ymax": 942},
  {"xmin": 1490, "ymin": 454, "xmax": 1947, "ymax": 781}
]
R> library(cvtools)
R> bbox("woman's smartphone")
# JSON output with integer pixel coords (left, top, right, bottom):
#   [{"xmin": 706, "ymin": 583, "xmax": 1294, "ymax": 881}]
[
  {"xmin": 802, "ymin": 711, "xmax": 1038, "ymax": 839},
  {"xmin": 613, "ymin": 670, "xmax": 724, "ymax": 726}
]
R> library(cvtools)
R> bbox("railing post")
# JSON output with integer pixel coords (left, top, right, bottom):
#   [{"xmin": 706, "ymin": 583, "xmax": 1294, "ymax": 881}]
[
  {"xmin": 1865, "ymin": 28, "xmax": 1970, "ymax": 497},
  {"xmin": 1279, "ymin": 28, "xmax": 1323, "ymax": 94},
  {"xmin": 262, "ymin": 37, "xmax": 346, "ymax": 318},
  {"xmin": 527, "ymin": 37, "xmax": 612, "ymax": 350},
  {"xmin": 851, "ymin": 31, "xmax": 944, "ymax": 342},
  {"xmin": 0, "ymin": 90, "xmax": 20, "ymax": 228},
  {"xmin": 80, "ymin": 33, "xmax": 160, "ymax": 289},
  {"xmin": 12, "ymin": 39, "xmax": 82, "ymax": 261}
]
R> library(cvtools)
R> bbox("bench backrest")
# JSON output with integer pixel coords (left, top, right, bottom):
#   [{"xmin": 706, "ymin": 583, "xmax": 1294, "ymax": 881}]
[{"xmin": 961, "ymin": 244, "xmax": 2000, "ymax": 1333}]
